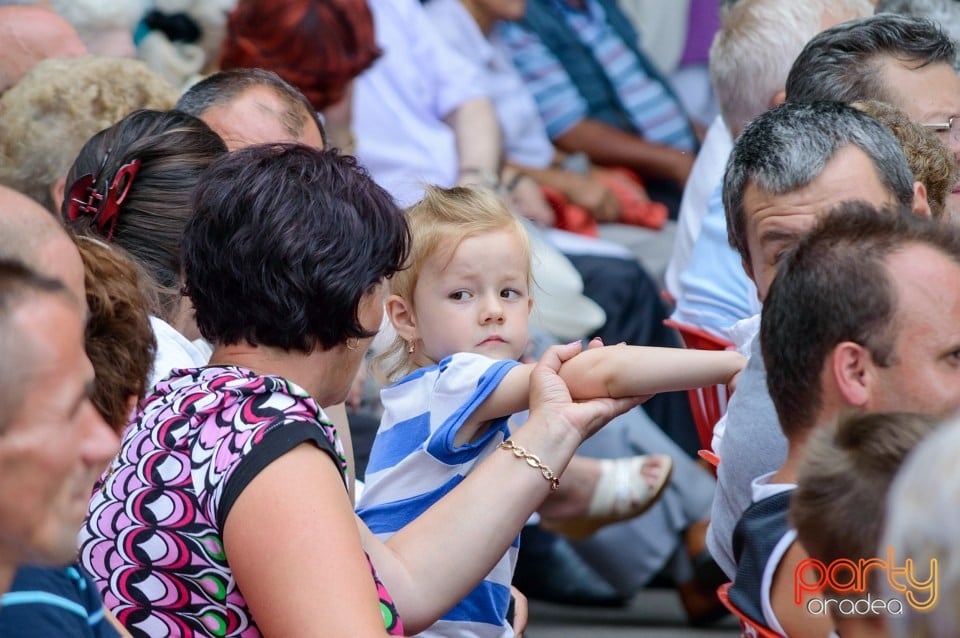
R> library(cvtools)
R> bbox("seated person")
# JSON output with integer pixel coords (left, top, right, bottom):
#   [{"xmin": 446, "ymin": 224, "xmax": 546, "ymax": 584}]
[
  {"xmin": 673, "ymin": 96, "xmax": 953, "ymax": 343},
  {"xmin": 78, "ymin": 143, "xmax": 641, "ymax": 636},
  {"xmin": 0, "ymin": 189, "xmax": 123, "ymax": 632},
  {"xmin": 851, "ymin": 99, "xmax": 956, "ymax": 220},
  {"xmin": 499, "ymin": 0, "xmax": 699, "ymax": 216},
  {"xmin": 706, "ymin": 100, "xmax": 932, "ymax": 579},
  {"xmin": 668, "ymin": 0, "xmax": 874, "ymax": 338},
  {"xmin": 0, "ymin": 4, "xmax": 86, "ymax": 95},
  {"xmin": 728, "ymin": 203, "xmax": 960, "ymax": 637},
  {"xmin": 0, "ymin": 237, "xmax": 154, "ymax": 637},
  {"xmin": 357, "ymin": 185, "xmax": 743, "ymax": 635},
  {"xmin": 785, "ymin": 13, "xmax": 960, "ymax": 221},
  {"xmin": 791, "ymin": 411, "xmax": 939, "ymax": 638},
  {"xmin": 0, "ymin": 55, "xmax": 176, "ymax": 215},
  {"xmin": 425, "ymin": 0, "xmax": 673, "ymax": 266},
  {"xmin": 60, "ymin": 109, "xmax": 227, "ymax": 389}
]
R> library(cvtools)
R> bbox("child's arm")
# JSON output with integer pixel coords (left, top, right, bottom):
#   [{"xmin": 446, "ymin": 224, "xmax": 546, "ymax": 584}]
[
  {"xmin": 459, "ymin": 345, "xmax": 743, "ymax": 443},
  {"xmin": 557, "ymin": 344, "xmax": 745, "ymax": 399}
]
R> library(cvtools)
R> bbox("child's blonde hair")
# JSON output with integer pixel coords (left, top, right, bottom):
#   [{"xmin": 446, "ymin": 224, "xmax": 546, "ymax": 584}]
[{"xmin": 375, "ymin": 185, "xmax": 533, "ymax": 382}]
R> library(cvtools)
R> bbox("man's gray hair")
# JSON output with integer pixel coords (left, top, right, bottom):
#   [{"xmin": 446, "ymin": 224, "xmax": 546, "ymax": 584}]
[
  {"xmin": 785, "ymin": 13, "xmax": 957, "ymax": 105},
  {"xmin": 711, "ymin": 0, "xmax": 874, "ymax": 136},
  {"xmin": 877, "ymin": 0, "xmax": 960, "ymax": 66},
  {"xmin": 723, "ymin": 100, "xmax": 915, "ymax": 262},
  {"xmin": 175, "ymin": 68, "xmax": 324, "ymax": 144}
]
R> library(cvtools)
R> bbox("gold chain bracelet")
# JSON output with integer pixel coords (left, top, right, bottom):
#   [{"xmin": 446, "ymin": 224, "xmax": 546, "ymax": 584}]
[{"xmin": 498, "ymin": 440, "xmax": 560, "ymax": 490}]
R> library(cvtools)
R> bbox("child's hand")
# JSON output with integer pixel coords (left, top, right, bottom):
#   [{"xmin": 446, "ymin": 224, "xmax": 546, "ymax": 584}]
[
  {"xmin": 725, "ymin": 352, "xmax": 747, "ymax": 390},
  {"xmin": 728, "ymin": 367, "xmax": 743, "ymax": 394}
]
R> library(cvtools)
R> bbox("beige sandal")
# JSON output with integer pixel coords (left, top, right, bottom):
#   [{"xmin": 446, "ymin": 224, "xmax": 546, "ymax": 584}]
[{"xmin": 542, "ymin": 454, "xmax": 673, "ymax": 541}]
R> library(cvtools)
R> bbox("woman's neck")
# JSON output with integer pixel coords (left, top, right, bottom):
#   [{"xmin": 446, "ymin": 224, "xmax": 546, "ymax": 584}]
[{"xmin": 209, "ymin": 342, "xmax": 338, "ymax": 405}]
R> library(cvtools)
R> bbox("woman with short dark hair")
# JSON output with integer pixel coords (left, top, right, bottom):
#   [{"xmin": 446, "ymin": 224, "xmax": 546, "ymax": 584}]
[{"xmin": 79, "ymin": 143, "xmax": 637, "ymax": 637}]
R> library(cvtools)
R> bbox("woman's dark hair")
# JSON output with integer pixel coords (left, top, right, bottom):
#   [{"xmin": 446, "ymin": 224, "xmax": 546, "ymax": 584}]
[
  {"xmin": 61, "ymin": 109, "xmax": 228, "ymax": 321},
  {"xmin": 183, "ymin": 143, "xmax": 409, "ymax": 352}
]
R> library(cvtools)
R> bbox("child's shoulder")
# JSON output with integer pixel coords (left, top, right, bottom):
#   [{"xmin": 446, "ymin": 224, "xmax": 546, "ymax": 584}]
[{"xmin": 388, "ymin": 352, "xmax": 521, "ymax": 393}]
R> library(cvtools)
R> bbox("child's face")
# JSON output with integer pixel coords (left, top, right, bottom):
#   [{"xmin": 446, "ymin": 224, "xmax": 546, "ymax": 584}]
[{"xmin": 410, "ymin": 229, "xmax": 531, "ymax": 365}]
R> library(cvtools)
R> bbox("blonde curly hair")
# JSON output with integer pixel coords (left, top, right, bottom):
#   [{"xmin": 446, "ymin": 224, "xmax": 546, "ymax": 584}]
[
  {"xmin": 853, "ymin": 99, "xmax": 957, "ymax": 219},
  {"xmin": 0, "ymin": 55, "xmax": 177, "ymax": 213}
]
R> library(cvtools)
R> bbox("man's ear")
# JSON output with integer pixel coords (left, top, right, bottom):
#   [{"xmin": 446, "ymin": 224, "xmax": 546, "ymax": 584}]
[
  {"xmin": 831, "ymin": 341, "xmax": 872, "ymax": 408},
  {"xmin": 49, "ymin": 176, "xmax": 67, "ymax": 213},
  {"xmin": 911, "ymin": 180, "xmax": 932, "ymax": 218},
  {"xmin": 384, "ymin": 294, "xmax": 417, "ymax": 341}
]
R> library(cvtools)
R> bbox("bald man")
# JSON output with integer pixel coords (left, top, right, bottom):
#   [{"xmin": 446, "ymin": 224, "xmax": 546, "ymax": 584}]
[
  {"xmin": 0, "ymin": 5, "xmax": 87, "ymax": 95},
  {"xmin": 0, "ymin": 185, "xmax": 126, "ymax": 636},
  {"xmin": 0, "ymin": 186, "xmax": 83, "ymax": 299}
]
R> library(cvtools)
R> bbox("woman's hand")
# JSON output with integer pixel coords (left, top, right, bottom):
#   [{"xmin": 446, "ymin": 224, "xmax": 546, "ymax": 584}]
[{"xmin": 529, "ymin": 342, "xmax": 643, "ymax": 443}]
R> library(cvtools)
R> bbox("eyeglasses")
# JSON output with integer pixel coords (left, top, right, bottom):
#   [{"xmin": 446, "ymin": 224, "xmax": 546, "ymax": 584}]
[{"xmin": 922, "ymin": 115, "xmax": 960, "ymax": 145}]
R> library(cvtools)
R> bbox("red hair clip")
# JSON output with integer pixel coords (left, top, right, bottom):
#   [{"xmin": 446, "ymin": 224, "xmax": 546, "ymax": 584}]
[{"xmin": 66, "ymin": 153, "xmax": 141, "ymax": 241}]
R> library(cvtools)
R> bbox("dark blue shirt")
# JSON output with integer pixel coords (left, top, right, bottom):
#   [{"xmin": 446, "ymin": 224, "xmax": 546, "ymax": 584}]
[{"xmin": 0, "ymin": 565, "xmax": 120, "ymax": 637}]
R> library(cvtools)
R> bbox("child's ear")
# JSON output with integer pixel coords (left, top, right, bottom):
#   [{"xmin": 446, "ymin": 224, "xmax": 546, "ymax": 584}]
[{"xmin": 385, "ymin": 294, "xmax": 418, "ymax": 341}]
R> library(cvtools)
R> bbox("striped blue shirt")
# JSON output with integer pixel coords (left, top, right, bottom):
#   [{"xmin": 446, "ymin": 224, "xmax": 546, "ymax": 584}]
[
  {"xmin": 0, "ymin": 565, "xmax": 119, "ymax": 637},
  {"xmin": 500, "ymin": 0, "xmax": 695, "ymax": 150},
  {"xmin": 357, "ymin": 353, "xmax": 521, "ymax": 637}
]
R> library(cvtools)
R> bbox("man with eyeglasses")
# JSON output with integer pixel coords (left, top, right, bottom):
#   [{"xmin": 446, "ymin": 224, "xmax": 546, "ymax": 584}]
[{"xmin": 786, "ymin": 12, "xmax": 960, "ymax": 220}]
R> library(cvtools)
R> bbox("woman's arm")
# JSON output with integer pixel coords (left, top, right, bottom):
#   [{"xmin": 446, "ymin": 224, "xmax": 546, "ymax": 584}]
[
  {"xmin": 324, "ymin": 402, "xmax": 356, "ymax": 503},
  {"xmin": 505, "ymin": 161, "xmax": 621, "ymax": 222},
  {"xmin": 223, "ymin": 444, "xmax": 390, "ymax": 637}
]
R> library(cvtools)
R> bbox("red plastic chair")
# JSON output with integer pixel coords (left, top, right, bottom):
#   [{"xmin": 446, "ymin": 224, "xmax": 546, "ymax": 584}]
[
  {"xmin": 716, "ymin": 582, "xmax": 785, "ymax": 638},
  {"xmin": 663, "ymin": 318, "xmax": 735, "ymax": 452}
]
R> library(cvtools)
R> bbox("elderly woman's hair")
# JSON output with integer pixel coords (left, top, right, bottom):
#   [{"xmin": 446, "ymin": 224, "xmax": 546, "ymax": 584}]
[
  {"xmin": 76, "ymin": 237, "xmax": 157, "ymax": 432},
  {"xmin": 0, "ymin": 56, "xmax": 177, "ymax": 213},
  {"xmin": 183, "ymin": 143, "xmax": 409, "ymax": 352},
  {"xmin": 219, "ymin": 0, "xmax": 380, "ymax": 110},
  {"xmin": 61, "ymin": 109, "xmax": 227, "ymax": 322},
  {"xmin": 710, "ymin": 0, "xmax": 873, "ymax": 135},
  {"xmin": 852, "ymin": 100, "xmax": 956, "ymax": 219}
]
